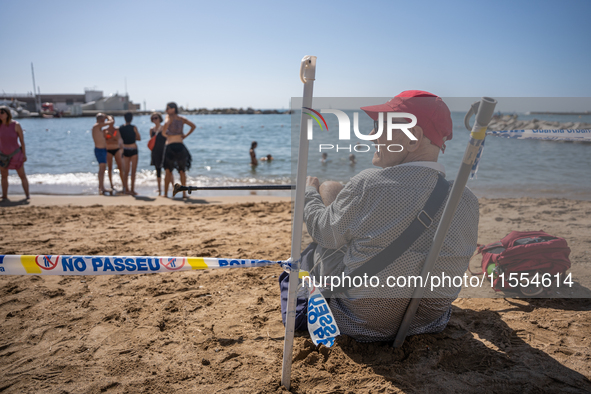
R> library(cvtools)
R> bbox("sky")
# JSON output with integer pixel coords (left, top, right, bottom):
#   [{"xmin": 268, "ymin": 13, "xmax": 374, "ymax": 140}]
[{"xmin": 2, "ymin": 0, "xmax": 590, "ymax": 111}]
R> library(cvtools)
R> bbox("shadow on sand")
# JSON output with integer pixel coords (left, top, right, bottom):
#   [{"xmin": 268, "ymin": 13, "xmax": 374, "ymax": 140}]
[
  {"xmin": 332, "ymin": 303, "xmax": 591, "ymax": 393},
  {"xmin": 0, "ymin": 198, "xmax": 30, "ymax": 207}
]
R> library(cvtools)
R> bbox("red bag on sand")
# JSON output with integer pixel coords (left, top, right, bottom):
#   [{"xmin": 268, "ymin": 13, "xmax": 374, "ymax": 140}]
[{"xmin": 472, "ymin": 230, "xmax": 571, "ymax": 295}]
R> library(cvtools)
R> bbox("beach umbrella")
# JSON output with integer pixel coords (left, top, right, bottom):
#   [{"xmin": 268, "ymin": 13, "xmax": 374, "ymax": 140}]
[
  {"xmin": 393, "ymin": 97, "xmax": 497, "ymax": 347},
  {"xmin": 280, "ymin": 55, "xmax": 317, "ymax": 390}
]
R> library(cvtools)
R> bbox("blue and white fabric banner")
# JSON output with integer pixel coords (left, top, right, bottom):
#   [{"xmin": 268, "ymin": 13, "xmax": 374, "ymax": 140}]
[{"xmin": 487, "ymin": 129, "xmax": 591, "ymax": 142}]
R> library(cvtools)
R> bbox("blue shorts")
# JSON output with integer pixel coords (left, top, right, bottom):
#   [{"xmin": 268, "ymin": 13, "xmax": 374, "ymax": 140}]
[{"xmin": 94, "ymin": 148, "xmax": 107, "ymax": 164}]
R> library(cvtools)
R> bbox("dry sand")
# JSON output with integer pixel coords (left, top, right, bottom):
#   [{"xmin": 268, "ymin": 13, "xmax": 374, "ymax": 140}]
[{"xmin": 0, "ymin": 196, "xmax": 590, "ymax": 393}]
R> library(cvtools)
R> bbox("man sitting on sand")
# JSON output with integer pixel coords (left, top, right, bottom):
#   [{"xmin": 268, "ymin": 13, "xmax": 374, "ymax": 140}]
[
  {"xmin": 91, "ymin": 113, "xmax": 115, "ymax": 195},
  {"xmin": 302, "ymin": 91, "xmax": 479, "ymax": 341}
]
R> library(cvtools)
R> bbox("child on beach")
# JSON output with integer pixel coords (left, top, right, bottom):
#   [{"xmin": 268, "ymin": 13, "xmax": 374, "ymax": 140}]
[
  {"xmin": 149, "ymin": 112, "xmax": 167, "ymax": 196},
  {"xmin": 119, "ymin": 112, "xmax": 141, "ymax": 196},
  {"xmin": 91, "ymin": 113, "xmax": 114, "ymax": 195},
  {"xmin": 260, "ymin": 154, "xmax": 273, "ymax": 162}
]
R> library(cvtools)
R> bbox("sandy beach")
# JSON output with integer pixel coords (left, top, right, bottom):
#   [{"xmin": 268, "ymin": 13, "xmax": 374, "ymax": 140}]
[{"xmin": 1, "ymin": 196, "xmax": 590, "ymax": 393}]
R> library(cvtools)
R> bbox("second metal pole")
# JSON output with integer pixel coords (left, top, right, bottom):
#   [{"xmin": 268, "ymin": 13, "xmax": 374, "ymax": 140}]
[{"xmin": 393, "ymin": 97, "xmax": 497, "ymax": 348}]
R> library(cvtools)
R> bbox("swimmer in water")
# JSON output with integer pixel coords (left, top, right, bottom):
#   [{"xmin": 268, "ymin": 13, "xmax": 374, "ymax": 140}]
[{"xmin": 250, "ymin": 141, "xmax": 258, "ymax": 166}]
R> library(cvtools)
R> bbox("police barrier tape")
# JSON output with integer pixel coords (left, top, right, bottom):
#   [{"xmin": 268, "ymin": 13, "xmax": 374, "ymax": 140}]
[
  {"xmin": 307, "ymin": 285, "xmax": 339, "ymax": 347},
  {"xmin": 0, "ymin": 254, "xmax": 283, "ymax": 275},
  {"xmin": 0, "ymin": 254, "xmax": 341, "ymax": 347}
]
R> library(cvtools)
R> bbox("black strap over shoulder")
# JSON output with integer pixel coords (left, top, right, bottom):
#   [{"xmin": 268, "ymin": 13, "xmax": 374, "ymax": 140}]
[{"xmin": 323, "ymin": 173, "xmax": 449, "ymax": 297}]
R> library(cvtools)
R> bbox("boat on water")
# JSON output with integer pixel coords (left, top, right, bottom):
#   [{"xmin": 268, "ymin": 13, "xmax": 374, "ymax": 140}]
[
  {"xmin": 41, "ymin": 102, "xmax": 62, "ymax": 118},
  {"xmin": 0, "ymin": 99, "xmax": 32, "ymax": 118}
]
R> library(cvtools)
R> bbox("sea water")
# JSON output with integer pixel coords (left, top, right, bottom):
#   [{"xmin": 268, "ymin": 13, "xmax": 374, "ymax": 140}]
[
  {"xmin": 9, "ymin": 114, "xmax": 291, "ymax": 197},
  {"xmin": 7, "ymin": 112, "xmax": 591, "ymax": 199}
]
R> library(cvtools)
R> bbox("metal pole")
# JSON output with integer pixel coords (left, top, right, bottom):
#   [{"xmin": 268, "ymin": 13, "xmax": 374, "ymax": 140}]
[
  {"xmin": 281, "ymin": 55, "xmax": 316, "ymax": 389},
  {"xmin": 172, "ymin": 183, "xmax": 293, "ymax": 196},
  {"xmin": 393, "ymin": 97, "xmax": 497, "ymax": 348},
  {"xmin": 31, "ymin": 63, "xmax": 39, "ymax": 113}
]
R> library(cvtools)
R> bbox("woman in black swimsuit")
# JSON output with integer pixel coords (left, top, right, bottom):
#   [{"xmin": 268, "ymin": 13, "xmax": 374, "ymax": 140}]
[
  {"xmin": 119, "ymin": 112, "xmax": 141, "ymax": 196},
  {"xmin": 149, "ymin": 112, "xmax": 167, "ymax": 195},
  {"xmin": 162, "ymin": 102, "xmax": 196, "ymax": 198},
  {"xmin": 104, "ymin": 123, "xmax": 125, "ymax": 193}
]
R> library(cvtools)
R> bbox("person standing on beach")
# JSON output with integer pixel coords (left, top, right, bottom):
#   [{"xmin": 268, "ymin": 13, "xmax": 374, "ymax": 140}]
[
  {"xmin": 162, "ymin": 102, "xmax": 195, "ymax": 199},
  {"xmin": 149, "ymin": 112, "xmax": 167, "ymax": 195},
  {"xmin": 104, "ymin": 122, "xmax": 126, "ymax": 193},
  {"xmin": 119, "ymin": 112, "xmax": 141, "ymax": 196},
  {"xmin": 250, "ymin": 141, "xmax": 258, "ymax": 166},
  {"xmin": 91, "ymin": 113, "xmax": 114, "ymax": 195},
  {"xmin": 0, "ymin": 106, "xmax": 29, "ymax": 200}
]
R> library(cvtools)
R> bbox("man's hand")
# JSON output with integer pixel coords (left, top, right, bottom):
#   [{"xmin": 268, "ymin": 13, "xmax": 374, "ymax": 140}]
[{"xmin": 306, "ymin": 176, "xmax": 320, "ymax": 192}]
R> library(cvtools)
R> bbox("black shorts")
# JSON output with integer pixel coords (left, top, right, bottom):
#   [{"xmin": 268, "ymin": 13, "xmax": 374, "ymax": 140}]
[
  {"xmin": 123, "ymin": 148, "xmax": 138, "ymax": 158},
  {"xmin": 163, "ymin": 143, "xmax": 192, "ymax": 172}
]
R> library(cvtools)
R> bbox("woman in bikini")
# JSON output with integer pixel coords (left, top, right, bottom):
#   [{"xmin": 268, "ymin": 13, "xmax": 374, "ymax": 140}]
[
  {"xmin": 0, "ymin": 106, "xmax": 29, "ymax": 200},
  {"xmin": 104, "ymin": 122, "xmax": 126, "ymax": 194},
  {"xmin": 162, "ymin": 102, "xmax": 195, "ymax": 198},
  {"xmin": 119, "ymin": 112, "xmax": 141, "ymax": 196},
  {"xmin": 149, "ymin": 112, "xmax": 167, "ymax": 195}
]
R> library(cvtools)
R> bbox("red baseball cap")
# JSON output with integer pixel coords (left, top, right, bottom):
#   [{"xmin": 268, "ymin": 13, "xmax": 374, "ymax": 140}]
[{"xmin": 360, "ymin": 90, "xmax": 453, "ymax": 151}]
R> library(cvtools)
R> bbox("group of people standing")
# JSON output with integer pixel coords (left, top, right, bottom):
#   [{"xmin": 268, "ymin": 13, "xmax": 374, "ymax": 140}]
[
  {"xmin": 1, "ymin": 100, "xmax": 266, "ymax": 200},
  {"xmin": 92, "ymin": 102, "xmax": 195, "ymax": 198}
]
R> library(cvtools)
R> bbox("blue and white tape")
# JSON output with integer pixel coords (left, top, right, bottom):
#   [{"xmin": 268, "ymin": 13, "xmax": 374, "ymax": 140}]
[
  {"xmin": 307, "ymin": 286, "xmax": 340, "ymax": 347},
  {"xmin": 0, "ymin": 254, "xmax": 284, "ymax": 275}
]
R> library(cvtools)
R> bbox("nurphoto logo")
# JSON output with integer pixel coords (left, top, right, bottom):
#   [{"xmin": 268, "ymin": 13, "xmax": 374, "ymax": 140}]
[{"xmin": 303, "ymin": 108, "xmax": 418, "ymax": 153}]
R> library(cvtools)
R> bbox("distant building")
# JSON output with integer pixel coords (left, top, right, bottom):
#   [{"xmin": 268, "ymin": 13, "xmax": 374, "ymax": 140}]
[
  {"xmin": 0, "ymin": 92, "xmax": 85, "ymax": 112},
  {"xmin": 0, "ymin": 88, "xmax": 140, "ymax": 116},
  {"xmin": 81, "ymin": 91, "xmax": 140, "ymax": 112}
]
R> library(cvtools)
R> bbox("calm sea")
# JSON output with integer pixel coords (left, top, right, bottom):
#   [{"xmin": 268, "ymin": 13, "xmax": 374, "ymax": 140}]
[{"xmin": 6, "ymin": 112, "xmax": 591, "ymax": 199}]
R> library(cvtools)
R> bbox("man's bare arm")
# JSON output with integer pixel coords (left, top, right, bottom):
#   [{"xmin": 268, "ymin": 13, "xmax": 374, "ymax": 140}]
[{"xmin": 97, "ymin": 115, "xmax": 114, "ymax": 128}]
